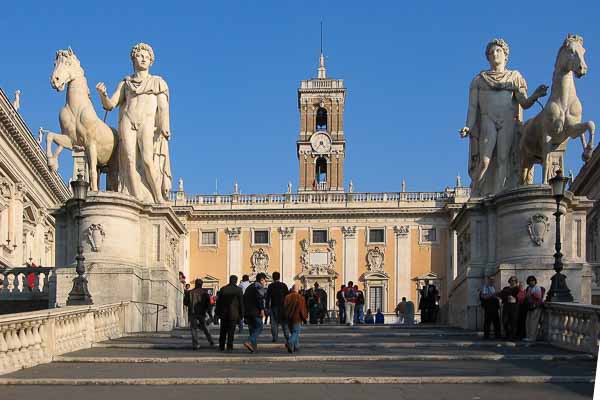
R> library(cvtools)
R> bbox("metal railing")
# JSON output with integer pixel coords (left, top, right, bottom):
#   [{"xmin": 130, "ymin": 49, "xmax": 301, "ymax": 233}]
[{"xmin": 130, "ymin": 300, "xmax": 168, "ymax": 332}]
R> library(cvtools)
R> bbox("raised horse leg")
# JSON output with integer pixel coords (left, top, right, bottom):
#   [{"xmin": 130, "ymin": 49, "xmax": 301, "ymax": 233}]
[
  {"xmin": 45, "ymin": 130, "xmax": 74, "ymax": 172},
  {"xmin": 565, "ymin": 121, "xmax": 596, "ymax": 161}
]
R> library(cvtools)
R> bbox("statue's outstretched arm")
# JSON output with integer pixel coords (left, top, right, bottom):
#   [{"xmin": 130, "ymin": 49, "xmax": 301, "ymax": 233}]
[
  {"xmin": 96, "ymin": 81, "xmax": 125, "ymax": 111},
  {"xmin": 157, "ymin": 92, "xmax": 170, "ymax": 139},
  {"xmin": 515, "ymin": 83, "xmax": 548, "ymax": 110}
]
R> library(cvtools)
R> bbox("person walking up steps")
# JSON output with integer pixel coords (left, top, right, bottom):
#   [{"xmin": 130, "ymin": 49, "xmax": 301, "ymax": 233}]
[
  {"xmin": 215, "ymin": 275, "xmax": 244, "ymax": 352},
  {"xmin": 243, "ymin": 273, "xmax": 268, "ymax": 353},
  {"xmin": 266, "ymin": 271, "xmax": 289, "ymax": 342},
  {"xmin": 283, "ymin": 284, "xmax": 308, "ymax": 353},
  {"xmin": 238, "ymin": 274, "xmax": 251, "ymax": 332},
  {"xmin": 183, "ymin": 278, "xmax": 214, "ymax": 350}
]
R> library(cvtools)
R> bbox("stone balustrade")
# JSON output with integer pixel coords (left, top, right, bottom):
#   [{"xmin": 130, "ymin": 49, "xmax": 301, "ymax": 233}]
[
  {"xmin": 0, "ymin": 267, "xmax": 53, "ymax": 298},
  {"xmin": 170, "ymin": 189, "xmax": 470, "ymax": 209},
  {"xmin": 542, "ymin": 302, "xmax": 600, "ymax": 355},
  {"xmin": 0, "ymin": 302, "xmax": 128, "ymax": 375}
]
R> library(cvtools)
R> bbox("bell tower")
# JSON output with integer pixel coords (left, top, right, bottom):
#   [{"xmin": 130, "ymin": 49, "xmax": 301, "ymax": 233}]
[{"xmin": 297, "ymin": 51, "xmax": 346, "ymax": 192}]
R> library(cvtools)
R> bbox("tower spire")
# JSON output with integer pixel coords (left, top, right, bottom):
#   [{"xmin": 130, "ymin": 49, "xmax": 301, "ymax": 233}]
[{"xmin": 318, "ymin": 21, "xmax": 327, "ymax": 79}]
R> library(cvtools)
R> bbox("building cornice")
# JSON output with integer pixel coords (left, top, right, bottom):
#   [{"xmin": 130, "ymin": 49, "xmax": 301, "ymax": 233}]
[{"xmin": 0, "ymin": 88, "xmax": 70, "ymax": 204}]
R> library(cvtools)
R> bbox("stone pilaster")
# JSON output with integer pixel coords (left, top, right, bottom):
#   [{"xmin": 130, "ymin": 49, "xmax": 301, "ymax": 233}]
[
  {"xmin": 278, "ymin": 227, "xmax": 295, "ymax": 285},
  {"xmin": 226, "ymin": 227, "xmax": 242, "ymax": 279},
  {"xmin": 342, "ymin": 226, "xmax": 358, "ymax": 284},
  {"xmin": 394, "ymin": 225, "xmax": 411, "ymax": 306}
]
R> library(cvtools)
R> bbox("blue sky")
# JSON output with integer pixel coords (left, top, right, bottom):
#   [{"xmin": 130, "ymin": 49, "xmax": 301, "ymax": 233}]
[{"xmin": 2, "ymin": 1, "xmax": 599, "ymax": 194}]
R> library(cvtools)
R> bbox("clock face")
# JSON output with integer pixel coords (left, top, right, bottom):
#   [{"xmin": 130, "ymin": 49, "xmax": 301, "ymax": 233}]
[{"xmin": 310, "ymin": 132, "xmax": 332, "ymax": 154}]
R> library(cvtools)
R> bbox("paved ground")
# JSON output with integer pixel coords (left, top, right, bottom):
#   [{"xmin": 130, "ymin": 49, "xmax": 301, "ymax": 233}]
[
  {"xmin": 1, "ymin": 324, "xmax": 596, "ymax": 399},
  {"xmin": 0, "ymin": 384, "xmax": 594, "ymax": 400}
]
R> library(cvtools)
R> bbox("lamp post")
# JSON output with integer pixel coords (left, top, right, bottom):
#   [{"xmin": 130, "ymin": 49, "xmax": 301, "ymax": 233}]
[
  {"xmin": 66, "ymin": 172, "xmax": 93, "ymax": 305},
  {"xmin": 546, "ymin": 170, "xmax": 574, "ymax": 303}
]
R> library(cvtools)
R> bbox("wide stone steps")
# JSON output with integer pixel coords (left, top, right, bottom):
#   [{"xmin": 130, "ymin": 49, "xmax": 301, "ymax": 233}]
[{"xmin": 0, "ymin": 324, "xmax": 595, "ymax": 399}]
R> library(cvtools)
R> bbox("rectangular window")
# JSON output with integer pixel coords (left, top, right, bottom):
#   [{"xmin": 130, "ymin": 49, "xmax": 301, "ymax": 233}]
[
  {"xmin": 368, "ymin": 228, "xmax": 385, "ymax": 244},
  {"xmin": 312, "ymin": 229, "xmax": 328, "ymax": 244},
  {"xmin": 201, "ymin": 231, "xmax": 217, "ymax": 246},
  {"xmin": 369, "ymin": 286, "xmax": 383, "ymax": 313},
  {"xmin": 254, "ymin": 230, "xmax": 270, "ymax": 245},
  {"xmin": 422, "ymin": 228, "xmax": 436, "ymax": 243}
]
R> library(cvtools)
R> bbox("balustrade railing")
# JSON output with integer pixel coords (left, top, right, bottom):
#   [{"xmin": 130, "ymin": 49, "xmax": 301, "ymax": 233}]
[
  {"xmin": 542, "ymin": 302, "xmax": 600, "ymax": 354},
  {"xmin": 170, "ymin": 189, "xmax": 470, "ymax": 208},
  {"xmin": 0, "ymin": 267, "xmax": 53, "ymax": 298},
  {"xmin": 0, "ymin": 302, "xmax": 128, "ymax": 375}
]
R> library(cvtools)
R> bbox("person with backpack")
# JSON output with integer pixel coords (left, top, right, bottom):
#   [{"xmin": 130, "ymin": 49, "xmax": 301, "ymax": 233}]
[
  {"xmin": 343, "ymin": 281, "xmax": 357, "ymax": 326},
  {"xmin": 523, "ymin": 275, "xmax": 545, "ymax": 342}
]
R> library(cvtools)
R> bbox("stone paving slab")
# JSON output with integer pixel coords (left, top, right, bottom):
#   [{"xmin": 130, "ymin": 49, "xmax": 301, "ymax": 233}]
[
  {"xmin": 0, "ymin": 383, "xmax": 594, "ymax": 400},
  {"xmin": 4, "ymin": 360, "xmax": 595, "ymax": 380},
  {"xmin": 67, "ymin": 343, "xmax": 577, "ymax": 358}
]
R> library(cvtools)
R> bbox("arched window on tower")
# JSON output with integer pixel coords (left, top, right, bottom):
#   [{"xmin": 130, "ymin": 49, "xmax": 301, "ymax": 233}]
[
  {"xmin": 315, "ymin": 157, "xmax": 328, "ymax": 190},
  {"xmin": 316, "ymin": 107, "xmax": 328, "ymax": 131}
]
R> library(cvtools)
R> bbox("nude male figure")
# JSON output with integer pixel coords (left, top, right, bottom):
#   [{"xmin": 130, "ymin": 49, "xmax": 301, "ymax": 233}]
[
  {"xmin": 460, "ymin": 39, "xmax": 547, "ymax": 196},
  {"xmin": 96, "ymin": 43, "xmax": 171, "ymax": 203}
]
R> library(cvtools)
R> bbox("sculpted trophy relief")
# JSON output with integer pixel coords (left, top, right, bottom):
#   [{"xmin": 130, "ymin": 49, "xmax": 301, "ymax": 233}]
[
  {"xmin": 96, "ymin": 43, "xmax": 172, "ymax": 204},
  {"xmin": 460, "ymin": 38, "xmax": 548, "ymax": 197}
]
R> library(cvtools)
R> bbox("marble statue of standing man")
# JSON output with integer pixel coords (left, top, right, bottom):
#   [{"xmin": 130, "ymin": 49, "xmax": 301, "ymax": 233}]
[
  {"xmin": 459, "ymin": 39, "xmax": 547, "ymax": 196},
  {"xmin": 96, "ymin": 43, "xmax": 172, "ymax": 204}
]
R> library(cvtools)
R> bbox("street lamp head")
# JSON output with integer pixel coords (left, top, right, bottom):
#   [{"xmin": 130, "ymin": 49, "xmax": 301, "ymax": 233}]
[
  {"xmin": 549, "ymin": 169, "xmax": 569, "ymax": 199},
  {"xmin": 70, "ymin": 172, "xmax": 89, "ymax": 203}
]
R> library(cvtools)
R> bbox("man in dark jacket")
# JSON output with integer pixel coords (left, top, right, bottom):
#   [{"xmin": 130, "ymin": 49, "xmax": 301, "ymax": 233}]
[
  {"xmin": 183, "ymin": 278, "xmax": 214, "ymax": 350},
  {"xmin": 243, "ymin": 272, "xmax": 268, "ymax": 352},
  {"xmin": 215, "ymin": 275, "xmax": 244, "ymax": 351},
  {"xmin": 266, "ymin": 271, "xmax": 289, "ymax": 342},
  {"xmin": 336, "ymin": 284, "xmax": 346, "ymax": 324}
]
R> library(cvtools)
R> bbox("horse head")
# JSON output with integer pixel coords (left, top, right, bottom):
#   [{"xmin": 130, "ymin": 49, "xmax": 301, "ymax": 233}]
[
  {"xmin": 51, "ymin": 47, "xmax": 83, "ymax": 91},
  {"xmin": 558, "ymin": 34, "xmax": 587, "ymax": 78}
]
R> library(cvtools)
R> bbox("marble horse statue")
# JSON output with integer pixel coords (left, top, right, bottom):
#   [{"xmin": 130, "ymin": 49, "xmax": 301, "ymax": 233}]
[
  {"xmin": 46, "ymin": 47, "xmax": 118, "ymax": 191},
  {"xmin": 519, "ymin": 34, "xmax": 595, "ymax": 184}
]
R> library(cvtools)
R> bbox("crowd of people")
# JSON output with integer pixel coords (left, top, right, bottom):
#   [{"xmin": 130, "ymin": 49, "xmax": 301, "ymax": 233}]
[
  {"xmin": 181, "ymin": 272, "xmax": 546, "ymax": 353},
  {"xmin": 480, "ymin": 275, "xmax": 545, "ymax": 341}
]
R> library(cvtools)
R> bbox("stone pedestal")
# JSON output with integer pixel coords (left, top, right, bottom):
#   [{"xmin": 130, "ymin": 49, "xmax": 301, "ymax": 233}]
[
  {"xmin": 49, "ymin": 192, "xmax": 187, "ymax": 332},
  {"xmin": 448, "ymin": 185, "xmax": 593, "ymax": 329}
]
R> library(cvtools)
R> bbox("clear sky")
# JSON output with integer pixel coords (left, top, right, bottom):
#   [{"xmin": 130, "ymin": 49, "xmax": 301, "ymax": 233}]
[{"xmin": 2, "ymin": 1, "xmax": 599, "ymax": 194}]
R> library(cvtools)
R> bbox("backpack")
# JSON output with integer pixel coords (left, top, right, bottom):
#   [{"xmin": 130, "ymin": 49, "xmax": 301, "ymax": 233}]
[{"xmin": 345, "ymin": 287, "xmax": 356, "ymax": 301}]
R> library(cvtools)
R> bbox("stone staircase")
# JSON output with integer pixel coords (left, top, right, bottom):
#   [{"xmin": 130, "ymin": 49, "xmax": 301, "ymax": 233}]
[{"xmin": 0, "ymin": 324, "xmax": 596, "ymax": 399}]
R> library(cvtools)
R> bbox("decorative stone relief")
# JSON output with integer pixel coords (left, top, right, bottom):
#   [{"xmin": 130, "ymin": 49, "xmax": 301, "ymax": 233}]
[
  {"xmin": 278, "ymin": 227, "xmax": 294, "ymax": 239},
  {"xmin": 457, "ymin": 227, "xmax": 471, "ymax": 273},
  {"xmin": 394, "ymin": 225, "xmax": 410, "ymax": 237},
  {"xmin": 86, "ymin": 224, "xmax": 106, "ymax": 252},
  {"xmin": 251, "ymin": 248, "xmax": 269, "ymax": 274},
  {"xmin": 167, "ymin": 237, "xmax": 178, "ymax": 270},
  {"xmin": 327, "ymin": 239, "xmax": 337, "ymax": 271},
  {"xmin": 342, "ymin": 226, "xmax": 357, "ymax": 238},
  {"xmin": 366, "ymin": 246, "xmax": 385, "ymax": 272},
  {"xmin": 300, "ymin": 239, "xmax": 309, "ymax": 270},
  {"xmin": 298, "ymin": 238, "xmax": 337, "ymax": 276},
  {"xmin": 225, "ymin": 227, "xmax": 241, "ymax": 240},
  {"xmin": 528, "ymin": 214, "xmax": 549, "ymax": 246}
]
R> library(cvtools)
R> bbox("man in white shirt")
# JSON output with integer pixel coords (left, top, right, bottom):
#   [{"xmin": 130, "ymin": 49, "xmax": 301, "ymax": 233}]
[
  {"xmin": 480, "ymin": 275, "xmax": 501, "ymax": 339},
  {"xmin": 238, "ymin": 275, "xmax": 251, "ymax": 332}
]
